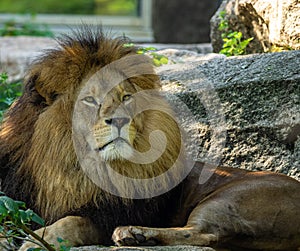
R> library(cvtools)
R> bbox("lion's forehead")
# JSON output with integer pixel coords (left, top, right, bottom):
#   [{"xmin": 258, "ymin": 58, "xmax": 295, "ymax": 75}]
[{"xmin": 81, "ymin": 80, "xmax": 136, "ymax": 101}]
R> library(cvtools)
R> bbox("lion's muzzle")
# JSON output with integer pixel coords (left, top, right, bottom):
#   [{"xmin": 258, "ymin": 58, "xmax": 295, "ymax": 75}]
[
  {"xmin": 105, "ymin": 117, "xmax": 130, "ymax": 133},
  {"xmin": 93, "ymin": 116, "xmax": 136, "ymax": 161}
]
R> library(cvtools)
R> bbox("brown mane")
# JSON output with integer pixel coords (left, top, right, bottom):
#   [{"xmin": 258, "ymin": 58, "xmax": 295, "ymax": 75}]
[{"xmin": 0, "ymin": 29, "xmax": 184, "ymax": 222}]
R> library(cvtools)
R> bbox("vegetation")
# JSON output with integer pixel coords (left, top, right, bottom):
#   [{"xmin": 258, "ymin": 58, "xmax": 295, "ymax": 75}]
[
  {"xmin": 0, "ymin": 0, "xmax": 137, "ymax": 16},
  {"xmin": 0, "ymin": 193, "xmax": 71, "ymax": 251},
  {"xmin": 0, "ymin": 0, "xmax": 95, "ymax": 15},
  {"xmin": 0, "ymin": 193, "xmax": 50, "ymax": 250},
  {"xmin": 124, "ymin": 44, "xmax": 169, "ymax": 66},
  {"xmin": 218, "ymin": 11, "xmax": 253, "ymax": 56},
  {"xmin": 0, "ymin": 73, "xmax": 22, "ymax": 121},
  {"xmin": 95, "ymin": 0, "xmax": 138, "ymax": 16},
  {"xmin": 0, "ymin": 17, "xmax": 53, "ymax": 37},
  {"xmin": 269, "ymin": 45, "xmax": 293, "ymax": 52}
]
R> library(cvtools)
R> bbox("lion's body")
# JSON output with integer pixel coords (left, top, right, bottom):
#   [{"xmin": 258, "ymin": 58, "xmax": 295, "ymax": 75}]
[{"xmin": 0, "ymin": 29, "xmax": 299, "ymax": 251}]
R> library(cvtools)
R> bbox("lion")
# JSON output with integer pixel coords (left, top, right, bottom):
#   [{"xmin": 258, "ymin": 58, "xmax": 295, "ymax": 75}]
[{"xmin": 0, "ymin": 28, "xmax": 299, "ymax": 251}]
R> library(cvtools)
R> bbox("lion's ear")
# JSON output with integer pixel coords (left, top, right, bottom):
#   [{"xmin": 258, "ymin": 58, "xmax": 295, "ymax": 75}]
[
  {"xmin": 23, "ymin": 74, "xmax": 46, "ymax": 106},
  {"xmin": 25, "ymin": 74, "xmax": 59, "ymax": 106},
  {"xmin": 35, "ymin": 84, "xmax": 59, "ymax": 105}
]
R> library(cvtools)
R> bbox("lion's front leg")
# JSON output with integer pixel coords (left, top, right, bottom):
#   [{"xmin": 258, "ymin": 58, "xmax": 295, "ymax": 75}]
[
  {"xmin": 112, "ymin": 226, "xmax": 217, "ymax": 247},
  {"xmin": 19, "ymin": 216, "xmax": 101, "ymax": 251}
]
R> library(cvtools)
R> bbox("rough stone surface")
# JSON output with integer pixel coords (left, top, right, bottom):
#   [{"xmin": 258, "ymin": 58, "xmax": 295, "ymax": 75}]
[
  {"xmin": 210, "ymin": 0, "xmax": 300, "ymax": 53},
  {"xmin": 157, "ymin": 49, "xmax": 300, "ymax": 181},
  {"xmin": 0, "ymin": 36, "xmax": 56, "ymax": 82},
  {"xmin": 71, "ymin": 246, "xmax": 215, "ymax": 251},
  {"xmin": 140, "ymin": 43, "xmax": 213, "ymax": 54}
]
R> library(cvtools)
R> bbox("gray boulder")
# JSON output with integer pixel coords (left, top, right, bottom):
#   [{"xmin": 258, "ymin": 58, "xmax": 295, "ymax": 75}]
[
  {"xmin": 71, "ymin": 246, "xmax": 215, "ymax": 251},
  {"xmin": 157, "ymin": 49, "xmax": 300, "ymax": 181},
  {"xmin": 0, "ymin": 36, "xmax": 56, "ymax": 82}
]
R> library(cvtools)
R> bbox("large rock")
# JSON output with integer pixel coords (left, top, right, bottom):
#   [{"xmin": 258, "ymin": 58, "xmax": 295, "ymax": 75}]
[
  {"xmin": 0, "ymin": 36, "xmax": 56, "ymax": 82},
  {"xmin": 210, "ymin": 0, "xmax": 300, "ymax": 53},
  {"xmin": 157, "ymin": 49, "xmax": 300, "ymax": 181},
  {"xmin": 71, "ymin": 246, "xmax": 215, "ymax": 251}
]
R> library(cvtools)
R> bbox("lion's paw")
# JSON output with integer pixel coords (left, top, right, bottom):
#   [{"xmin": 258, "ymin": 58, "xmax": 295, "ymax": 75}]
[{"xmin": 112, "ymin": 226, "xmax": 158, "ymax": 246}]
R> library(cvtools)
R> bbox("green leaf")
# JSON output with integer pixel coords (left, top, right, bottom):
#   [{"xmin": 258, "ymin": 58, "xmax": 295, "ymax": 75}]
[
  {"xmin": 14, "ymin": 200, "xmax": 25, "ymax": 208},
  {"xmin": 160, "ymin": 56, "xmax": 169, "ymax": 65},
  {"xmin": 57, "ymin": 237, "xmax": 65, "ymax": 243},
  {"xmin": 57, "ymin": 238, "xmax": 71, "ymax": 251},
  {"xmin": 0, "ymin": 200, "xmax": 8, "ymax": 214},
  {"xmin": 227, "ymin": 31, "xmax": 238, "ymax": 38},
  {"xmin": 123, "ymin": 43, "xmax": 134, "ymax": 48},
  {"xmin": 219, "ymin": 10, "xmax": 226, "ymax": 19},
  {"xmin": 31, "ymin": 212, "xmax": 45, "ymax": 226},
  {"xmin": 0, "ymin": 196, "xmax": 19, "ymax": 214},
  {"xmin": 59, "ymin": 245, "xmax": 71, "ymax": 251},
  {"xmin": 19, "ymin": 210, "xmax": 30, "ymax": 224},
  {"xmin": 6, "ymin": 229, "xmax": 15, "ymax": 235},
  {"xmin": 136, "ymin": 50, "xmax": 145, "ymax": 54},
  {"xmin": 144, "ymin": 46, "xmax": 157, "ymax": 52},
  {"xmin": 152, "ymin": 58, "xmax": 162, "ymax": 67},
  {"xmin": 0, "ymin": 73, "xmax": 8, "ymax": 82},
  {"xmin": 235, "ymin": 32, "xmax": 243, "ymax": 39}
]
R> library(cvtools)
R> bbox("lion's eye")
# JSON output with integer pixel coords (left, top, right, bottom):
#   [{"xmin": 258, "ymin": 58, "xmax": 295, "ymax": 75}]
[
  {"xmin": 122, "ymin": 94, "xmax": 132, "ymax": 102},
  {"xmin": 82, "ymin": 96, "xmax": 97, "ymax": 105}
]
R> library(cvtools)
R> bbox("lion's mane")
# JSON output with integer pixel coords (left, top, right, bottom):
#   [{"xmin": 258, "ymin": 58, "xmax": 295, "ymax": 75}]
[{"xmin": 0, "ymin": 28, "xmax": 185, "ymax": 238}]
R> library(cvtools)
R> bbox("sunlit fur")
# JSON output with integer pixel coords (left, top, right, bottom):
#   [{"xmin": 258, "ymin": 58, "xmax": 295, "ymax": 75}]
[{"xmin": 0, "ymin": 28, "xmax": 184, "ymax": 222}]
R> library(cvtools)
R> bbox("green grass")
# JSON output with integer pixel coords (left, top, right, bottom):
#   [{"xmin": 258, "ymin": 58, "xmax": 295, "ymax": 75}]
[
  {"xmin": 95, "ymin": 0, "xmax": 138, "ymax": 15},
  {"xmin": 0, "ymin": 0, "xmax": 95, "ymax": 15},
  {"xmin": 0, "ymin": 18, "xmax": 54, "ymax": 37},
  {"xmin": 0, "ymin": 0, "xmax": 137, "ymax": 16}
]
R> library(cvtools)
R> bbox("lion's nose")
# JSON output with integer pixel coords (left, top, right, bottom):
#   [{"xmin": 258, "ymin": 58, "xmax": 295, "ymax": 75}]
[{"xmin": 105, "ymin": 117, "xmax": 130, "ymax": 129}]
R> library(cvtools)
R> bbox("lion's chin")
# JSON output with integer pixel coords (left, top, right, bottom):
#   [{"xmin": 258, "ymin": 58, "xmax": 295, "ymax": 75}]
[{"xmin": 97, "ymin": 138, "xmax": 134, "ymax": 161}]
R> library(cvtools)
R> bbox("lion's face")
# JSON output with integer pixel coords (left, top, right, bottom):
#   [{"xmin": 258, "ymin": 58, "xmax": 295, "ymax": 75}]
[
  {"xmin": 71, "ymin": 60, "xmax": 189, "ymax": 199},
  {"xmin": 76, "ymin": 69, "xmax": 159, "ymax": 163},
  {"xmin": 85, "ymin": 80, "xmax": 140, "ymax": 161}
]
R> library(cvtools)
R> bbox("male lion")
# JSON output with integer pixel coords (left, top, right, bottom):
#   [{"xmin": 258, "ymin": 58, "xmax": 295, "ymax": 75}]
[{"xmin": 0, "ymin": 28, "xmax": 299, "ymax": 251}]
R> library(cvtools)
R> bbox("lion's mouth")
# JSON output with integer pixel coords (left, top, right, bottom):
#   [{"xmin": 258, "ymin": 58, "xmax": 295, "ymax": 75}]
[{"xmin": 96, "ymin": 137, "xmax": 130, "ymax": 151}]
